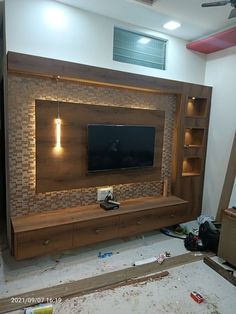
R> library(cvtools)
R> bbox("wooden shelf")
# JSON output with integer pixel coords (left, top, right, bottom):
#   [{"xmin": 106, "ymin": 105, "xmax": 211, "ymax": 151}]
[
  {"xmin": 184, "ymin": 145, "xmax": 202, "ymax": 148},
  {"xmin": 12, "ymin": 196, "xmax": 187, "ymax": 233},
  {"xmin": 186, "ymin": 97, "xmax": 207, "ymax": 118},
  {"xmin": 182, "ymin": 157, "xmax": 201, "ymax": 176},
  {"xmin": 12, "ymin": 196, "xmax": 189, "ymax": 260},
  {"xmin": 182, "ymin": 172, "xmax": 200, "ymax": 177},
  {"xmin": 184, "ymin": 128, "xmax": 204, "ymax": 146}
]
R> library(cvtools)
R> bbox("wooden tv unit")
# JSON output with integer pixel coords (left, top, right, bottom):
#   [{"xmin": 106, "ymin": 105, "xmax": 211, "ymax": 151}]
[{"xmin": 11, "ymin": 195, "xmax": 189, "ymax": 260}]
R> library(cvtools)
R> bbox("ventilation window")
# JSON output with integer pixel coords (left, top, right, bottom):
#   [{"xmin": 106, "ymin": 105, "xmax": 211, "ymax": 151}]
[{"xmin": 113, "ymin": 27, "xmax": 167, "ymax": 70}]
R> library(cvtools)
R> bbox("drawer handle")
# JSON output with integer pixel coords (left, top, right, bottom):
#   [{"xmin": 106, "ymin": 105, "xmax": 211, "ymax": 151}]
[
  {"xmin": 95, "ymin": 229, "xmax": 102, "ymax": 234},
  {"xmin": 170, "ymin": 214, "xmax": 175, "ymax": 218},
  {"xmin": 137, "ymin": 220, "xmax": 142, "ymax": 225},
  {"xmin": 43, "ymin": 239, "xmax": 50, "ymax": 246}
]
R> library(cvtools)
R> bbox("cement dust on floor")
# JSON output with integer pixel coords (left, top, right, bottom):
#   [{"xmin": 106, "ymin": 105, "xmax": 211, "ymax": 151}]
[
  {"xmin": 0, "ymin": 230, "xmax": 188, "ymax": 298},
  {"xmin": 1, "ymin": 225, "xmax": 236, "ymax": 314},
  {"xmin": 53, "ymin": 260, "xmax": 236, "ymax": 314},
  {"xmin": 8, "ymin": 260, "xmax": 236, "ymax": 314}
]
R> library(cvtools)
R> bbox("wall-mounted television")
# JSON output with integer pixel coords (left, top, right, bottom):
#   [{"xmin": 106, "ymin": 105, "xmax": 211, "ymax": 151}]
[{"xmin": 87, "ymin": 124, "xmax": 156, "ymax": 172}]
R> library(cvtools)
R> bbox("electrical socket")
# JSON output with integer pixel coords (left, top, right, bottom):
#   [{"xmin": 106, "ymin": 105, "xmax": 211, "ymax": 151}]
[{"xmin": 97, "ymin": 187, "xmax": 113, "ymax": 201}]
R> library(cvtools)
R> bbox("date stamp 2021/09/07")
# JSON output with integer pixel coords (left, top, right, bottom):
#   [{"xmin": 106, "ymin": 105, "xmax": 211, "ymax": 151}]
[{"xmin": 10, "ymin": 297, "xmax": 62, "ymax": 304}]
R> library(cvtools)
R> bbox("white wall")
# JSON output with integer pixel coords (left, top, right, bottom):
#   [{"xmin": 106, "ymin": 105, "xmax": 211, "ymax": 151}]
[
  {"xmin": 4, "ymin": 0, "xmax": 206, "ymax": 84},
  {"xmin": 203, "ymin": 46, "xmax": 236, "ymax": 218}
]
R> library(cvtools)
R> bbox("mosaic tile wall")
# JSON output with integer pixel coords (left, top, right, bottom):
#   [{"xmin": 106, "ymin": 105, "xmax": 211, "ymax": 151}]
[{"xmin": 7, "ymin": 74, "xmax": 176, "ymax": 217}]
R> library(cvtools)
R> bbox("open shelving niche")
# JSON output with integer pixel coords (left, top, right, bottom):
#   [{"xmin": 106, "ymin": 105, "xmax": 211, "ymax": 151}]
[
  {"xmin": 172, "ymin": 92, "xmax": 211, "ymax": 219},
  {"xmin": 182, "ymin": 157, "xmax": 202, "ymax": 176},
  {"xmin": 184, "ymin": 128, "xmax": 204, "ymax": 147},
  {"xmin": 181, "ymin": 96, "xmax": 208, "ymax": 177},
  {"xmin": 186, "ymin": 97, "xmax": 207, "ymax": 118}
]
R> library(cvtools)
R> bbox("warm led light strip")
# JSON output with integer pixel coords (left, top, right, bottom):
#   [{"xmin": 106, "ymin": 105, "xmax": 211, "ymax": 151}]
[{"xmin": 55, "ymin": 117, "xmax": 61, "ymax": 150}]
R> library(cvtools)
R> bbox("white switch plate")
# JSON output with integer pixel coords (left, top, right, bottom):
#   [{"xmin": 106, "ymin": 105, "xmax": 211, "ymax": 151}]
[{"xmin": 97, "ymin": 186, "xmax": 113, "ymax": 201}]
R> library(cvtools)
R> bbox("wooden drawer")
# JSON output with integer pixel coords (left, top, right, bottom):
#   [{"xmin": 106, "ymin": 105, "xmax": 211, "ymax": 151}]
[
  {"xmin": 11, "ymin": 196, "xmax": 189, "ymax": 259},
  {"xmin": 119, "ymin": 204, "xmax": 188, "ymax": 237},
  {"xmin": 15, "ymin": 225, "xmax": 73, "ymax": 260},
  {"xmin": 73, "ymin": 216, "xmax": 119, "ymax": 247}
]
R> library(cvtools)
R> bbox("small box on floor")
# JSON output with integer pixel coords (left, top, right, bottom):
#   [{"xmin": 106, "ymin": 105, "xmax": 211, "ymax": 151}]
[
  {"xmin": 190, "ymin": 291, "xmax": 204, "ymax": 304},
  {"xmin": 24, "ymin": 304, "xmax": 53, "ymax": 314}
]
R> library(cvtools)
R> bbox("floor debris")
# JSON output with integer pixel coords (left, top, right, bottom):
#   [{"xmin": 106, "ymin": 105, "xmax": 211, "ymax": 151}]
[
  {"xmin": 133, "ymin": 252, "xmax": 167, "ymax": 266},
  {"xmin": 190, "ymin": 291, "xmax": 204, "ymax": 304},
  {"xmin": 156, "ymin": 253, "xmax": 166, "ymax": 264},
  {"xmin": 98, "ymin": 252, "xmax": 113, "ymax": 258},
  {"xmin": 24, "ymin": 303, "xmax": 53, "ymax": 314},
  {"xmin": 133, "ymin": 257, "xmax": 157, "ymax": 266}
]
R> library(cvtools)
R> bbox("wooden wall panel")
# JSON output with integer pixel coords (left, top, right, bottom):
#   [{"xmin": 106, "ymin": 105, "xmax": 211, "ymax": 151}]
[
  {"xmin": 36, "ymin": 101, "xmax": 165, "ymax": 193},
  {"xmin": 8, "ymin": 52, "xmax": 184, "ymax": 94}
]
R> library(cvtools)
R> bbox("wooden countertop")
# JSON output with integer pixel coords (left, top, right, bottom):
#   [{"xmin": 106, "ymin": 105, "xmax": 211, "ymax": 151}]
[{"xmin": 12, "ymin": 195, "xmax": 188, "ymax": 233}]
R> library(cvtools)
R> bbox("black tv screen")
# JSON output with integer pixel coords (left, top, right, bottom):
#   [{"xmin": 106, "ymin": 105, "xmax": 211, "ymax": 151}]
[{"xmin": 87, "ymin": 124, "xmax": 156, "ymax": 172}]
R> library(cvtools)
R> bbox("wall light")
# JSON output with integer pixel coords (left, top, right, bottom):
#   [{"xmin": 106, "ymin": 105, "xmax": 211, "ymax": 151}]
[
  {"xmin": 54, "ymin": 76, "xmax": 62, "ymax": 154},
  {"xmin": 163, "ymin": 21, "xmax": 181, "ymax": 31},
  {"xmin": 55, "ymin": 117, "xmax": 61, "ymax": 151}
]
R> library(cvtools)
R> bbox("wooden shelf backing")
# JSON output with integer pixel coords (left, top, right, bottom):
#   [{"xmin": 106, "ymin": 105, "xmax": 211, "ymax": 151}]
[
  {"xmin": 35, "ymin": 100, "xmax": 165, "ymax": 193},
  {"xmin": 186, "ymin": 97, "xmax": 207, "ymax": 117},
  {"xmin": 182, "ymin": 157, "xmax": 201, "ymax": 176},
  {"xmin": 184, "ymin": 128, "xmax": 204, "ymax": 146}
]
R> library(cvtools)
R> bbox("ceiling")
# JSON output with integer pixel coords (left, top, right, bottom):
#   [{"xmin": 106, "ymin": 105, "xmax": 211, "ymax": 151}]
[{"xmin": 57, "ymin": 0, "xmax": 236, "ymax": 41}]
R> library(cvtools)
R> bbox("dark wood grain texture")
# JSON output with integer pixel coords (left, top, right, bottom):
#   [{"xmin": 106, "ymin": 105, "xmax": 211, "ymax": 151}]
[
  {"xmin": 36, "ymin": 100, "xmax": 165, "ymax": 193},
  {"xmin": 172, "ymin": 88, "xmax": 212, "ymax": 218},
  {"xmin": 8, "ymin": 52, "xmax": 184, "ymax": 93},
  {"xmin": 11, "ymin": 196, "xmax": 189, "ymax": 259},
  {"xmin": 7, "ymin": 52, "xmax": 213, "ymax": 96}
]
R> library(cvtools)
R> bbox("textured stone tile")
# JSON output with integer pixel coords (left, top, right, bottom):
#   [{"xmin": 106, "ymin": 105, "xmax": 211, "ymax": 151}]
[{"xmin": 8, "ymin": 75, "xmax": 176, "ymax": 217}]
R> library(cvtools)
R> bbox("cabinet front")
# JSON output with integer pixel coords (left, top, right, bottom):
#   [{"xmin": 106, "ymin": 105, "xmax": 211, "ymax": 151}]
[
  {"xmin": 73, "ymin": 216, "xmax": 119, "ymax": 247},
  {"xmin": 15, "ymin": 225, "xmax": 73, "ymax": 260},
  {"xmin": 119, "ymin": 204, "xmax": 188, "ymax": 237}
]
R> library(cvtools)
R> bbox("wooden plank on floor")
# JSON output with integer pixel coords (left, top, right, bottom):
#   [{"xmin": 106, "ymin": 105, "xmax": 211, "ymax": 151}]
[
  {"xmin": 99, "ymin": 270, "xmax": 169, "ymax": 291},
  {"xmin": 203, "ymin": 256, "xmax": 236, "ymax": 286},
  {"xmin": 0, "ymin": 252, "xmax": 214, "ymax": 313},
  {"xmin": 98, "ymin": 270, "xmax": 170, "ymax": 292}
]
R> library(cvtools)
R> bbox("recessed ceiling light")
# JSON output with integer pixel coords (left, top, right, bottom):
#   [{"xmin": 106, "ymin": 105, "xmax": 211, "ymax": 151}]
[
  {"xmin": 163, "ymin": 21, "xmax": 181, "ymax": 31},
  {"xmin": 138, "ymin": 37, "xmax": 151, "ymax": 44}
]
